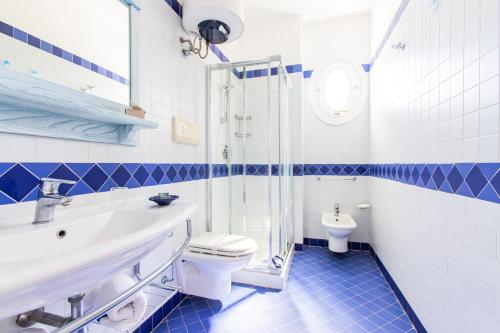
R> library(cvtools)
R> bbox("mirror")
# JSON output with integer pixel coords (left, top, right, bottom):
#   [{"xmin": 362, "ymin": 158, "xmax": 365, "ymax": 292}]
[{"xmin": 0, "ymin": 0, "xmax": 131, "ymax": 105}]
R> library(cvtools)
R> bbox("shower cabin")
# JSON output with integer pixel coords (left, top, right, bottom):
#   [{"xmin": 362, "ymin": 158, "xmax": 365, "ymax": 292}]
[{"xmin": 207, "ymin": 56, "xmax": 294, "ymax": 287}]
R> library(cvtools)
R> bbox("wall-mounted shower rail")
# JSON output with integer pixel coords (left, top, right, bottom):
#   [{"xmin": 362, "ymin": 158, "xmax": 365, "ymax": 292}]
[{"xmin": 53, "ymin": 219, "xmax": 192, "ymax": 333}]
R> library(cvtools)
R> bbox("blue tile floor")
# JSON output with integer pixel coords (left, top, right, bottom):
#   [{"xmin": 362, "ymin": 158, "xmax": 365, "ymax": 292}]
[{"xmin": 154, "ymin": 247, "xmax": 416, "ymax": 333}]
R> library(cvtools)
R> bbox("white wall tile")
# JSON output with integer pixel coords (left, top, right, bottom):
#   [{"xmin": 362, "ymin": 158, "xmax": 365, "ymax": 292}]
[
  {"xmin": 480, "ymin": 0, "xmax": 500, "ymax": 55},
  {"xmin": 370, "ymin": 1, "xmax": 500, "ymax": 331},
  {"xmin": 479, "ymin": 104, "xmax": 500, "ymax": 136},
  {"xmin": 463, "ymin": 86, "xmax": 480, "ymax": 114},
  {"xmin": 480, "ymin": 48, "xmax": 499, "ymax": 82},
  {"xmin": 479, "ymin": 134, "xmax": 499, "ymax": 161},
  {"xmin": 480, "ymin": 76, "xmax": 500, "ymax": 109},
  {"xmin": 463, "ymin": 111, "xmax": 480, "ymax": 138}
]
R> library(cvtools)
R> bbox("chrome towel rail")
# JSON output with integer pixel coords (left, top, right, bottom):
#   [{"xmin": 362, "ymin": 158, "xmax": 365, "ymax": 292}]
[
  {"xmin": 53, "ymin": 219, "xmax": 192, "ymax": 333},
  {"xmin": 317, "ymin": 176, "xmax": 357, "ymax": 182}
]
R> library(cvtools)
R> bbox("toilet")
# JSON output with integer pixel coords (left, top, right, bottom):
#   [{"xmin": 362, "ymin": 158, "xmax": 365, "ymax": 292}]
[
  {"xmin": 176, "ymin": 232, "xmax": 257, "ymax": 299},
  {"xmin": 321, "ymin": 213, "xmax": 358, "ymax": 253}
]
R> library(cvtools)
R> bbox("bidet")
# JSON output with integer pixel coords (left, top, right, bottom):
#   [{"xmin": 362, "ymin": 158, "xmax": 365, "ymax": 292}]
[{"xmin": 321, "ymin": 213, "xmax": 358, "ymax": 253}]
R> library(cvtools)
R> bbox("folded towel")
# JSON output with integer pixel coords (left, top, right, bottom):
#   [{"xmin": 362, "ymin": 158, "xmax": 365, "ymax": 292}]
[
  {"xmin": 86, "ymin": 274, "xmax": 147, "ymax": 330},
  {"xmin": 19, "ymin": 328, "xmax": 49, "ymax": 333}
]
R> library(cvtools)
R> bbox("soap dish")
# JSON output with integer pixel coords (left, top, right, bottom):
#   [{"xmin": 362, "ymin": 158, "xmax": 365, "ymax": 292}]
[{"xmin": 149, "ymin": 193, "xmax": 179, "ymax": 206}]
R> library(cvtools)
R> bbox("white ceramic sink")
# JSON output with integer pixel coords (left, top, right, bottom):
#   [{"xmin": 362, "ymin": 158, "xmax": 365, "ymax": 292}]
[{"xmin": 0, "ymin": 200, "xmax": 196, "ymax": 319}]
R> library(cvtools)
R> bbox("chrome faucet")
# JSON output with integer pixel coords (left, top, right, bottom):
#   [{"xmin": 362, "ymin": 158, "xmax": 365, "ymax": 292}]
[
  {"xmin": 334, "ymin": 203, "xmax": 340, "ymax": 217},
  {"xmin": 33, "ymin": 178, "xmax": 76, "ymax": 224}
]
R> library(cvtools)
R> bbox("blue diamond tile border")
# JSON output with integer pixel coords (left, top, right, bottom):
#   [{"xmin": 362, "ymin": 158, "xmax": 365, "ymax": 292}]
[
  {"xmin": 0, "ymin": 162, "xmax": 209, "ymax": 205},
  {"xmin": 0, "ymin": 162, "xmax": 497, "ymax": 205},
  {"xmin": 370, "ymin": 163, "xmax": 499, "ymax": 204}
]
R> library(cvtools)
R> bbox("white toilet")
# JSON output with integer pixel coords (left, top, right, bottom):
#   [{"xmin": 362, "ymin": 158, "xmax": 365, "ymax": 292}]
[
  {"xmin": 321, "ymin": 213, "xmax": 358, "ymax": 253},
  {"xmin": 176, "ymin": 232, "xmax": 257, "ymax": 299}
]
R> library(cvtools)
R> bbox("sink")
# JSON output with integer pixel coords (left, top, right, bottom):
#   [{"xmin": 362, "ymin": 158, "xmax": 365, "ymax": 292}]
[{"xmin": 0, "ymin": 200, "xmax": 196, "ymax": 318}]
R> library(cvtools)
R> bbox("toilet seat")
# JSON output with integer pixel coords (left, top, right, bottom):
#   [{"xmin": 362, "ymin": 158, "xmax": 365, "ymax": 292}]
[
  {"xmin": 178, "ymin": 232, "xmax": 257, "ymax": 299},
  {"xmin": 187, "ymin": 233, "xmax": 257, "ymax": 258}
]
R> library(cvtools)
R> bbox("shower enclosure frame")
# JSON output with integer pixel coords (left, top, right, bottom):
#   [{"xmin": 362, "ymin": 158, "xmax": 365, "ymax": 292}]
[{"xmin": 206, "ymin": 55, "xmax": 294, "ymax": 274}]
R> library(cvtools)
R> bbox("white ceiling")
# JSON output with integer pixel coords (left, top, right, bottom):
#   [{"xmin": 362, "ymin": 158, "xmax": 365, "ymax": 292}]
[{"xmin": 244, "ymin": 0, "xmax": 375, "ymax": 22}]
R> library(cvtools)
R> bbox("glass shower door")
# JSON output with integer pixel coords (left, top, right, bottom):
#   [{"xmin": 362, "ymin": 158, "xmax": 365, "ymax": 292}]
[{"xmin": 207, "ymin": 58, "xmax": 293, "ymax": 273}]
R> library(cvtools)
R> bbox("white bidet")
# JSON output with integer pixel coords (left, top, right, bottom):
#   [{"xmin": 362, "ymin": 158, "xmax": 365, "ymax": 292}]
[{"xmin": 321, "ymin": 213, "xmax": 358, "ymax": 253}]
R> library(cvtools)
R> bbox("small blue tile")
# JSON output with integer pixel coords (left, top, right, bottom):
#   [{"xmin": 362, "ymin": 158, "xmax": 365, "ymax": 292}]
[
  {"xmin": 477, "ymin": 183, "xmax": 499, "ymax": 203},
  {"xmin": 491, "ymin": 170, "xmax": 500, "ymax": 197},
  {"xmin": 0, "ymin": 191, "xmax": 15, "ymax": 205},
  {"xmin": 111, "ymin": 165, "xmax": 132, "ymax": 187},
  {"xmin": 362, "ymin": 63, "xmax": 371, "ymax": 72},
  {"xmin": 125, "ymin": 177, "xmax": 141, "ymax": 189},
  {"xmin": 133, "ymin": 165, "xmax": 150, "ymax": 186},
  {"xmin": 81, "ymin": 58, "xmax": 91, "ymax": 69},
  {"xmin": 344, "ymin": 165, "xmax": 354, "ymax": 175},
  {"xmin": 0, "ymin": 21, "xmax": 14, "ymax": 36},
  {"xmin": 447, "ymin": 165, "xmax": 464, "ymax": 193},
  {"xmin": 72, "ymin": 55, "xmax": 82, "ymax": 66},
  {"xmin": 432, "ymin": 166, "xmax": 445, "ymax": 189},
  {"xmin": 13, "ymin": 27, "xmax": 27, "ymax": 42},
  {"xmin": 0, "ymin": 164, "xmax": 39, "ymax": 202},
  {"xmin": 67, "ymin": 163, "xmax": 93, "ymax": 178},
  {"xmin": 61, "ymin": 50, "xmax": 73, "ymax": 62},
  {"xmin": 293, "ymin": 64, "xmax": 302, "ymax": 72},
  {"xmin": 40, "ymin": 40, "xmax": 52, "ymax": 53},
  {"xmin": 67, "ymin": 180, "xmax": 94, "ymax": 196},
  {"xmin": 52, "ymin": 45, "xmax": 63, "ymax": 57},
  {"xmin": 82, "ymin": 165, "xmax": 108, "ymax": 192},
  {"xmin": 0, "ymin": 163, "xmax": 16, "ymax": 176},
  {"xmin": 152, "ymin": 308, "xmax": 163, "ymax": 328},
  {"xmin": 177, "ymin": 164, "xmax": 189, "ymax": 181},
  {"xmin": 49, "ymin": 164, "xmax": 79, "ymax": 194},
  {"xmin": 139, "ymin": 317, "xmax": 152, "ymax": 333},
  {"xmin": 151, "ymin": 165, "xmax": 165, "ymax": 184},
  {"xmin": 420, "ymin": 166, "xmax": 431, "ymax": 185},
  {"xmin": 97, "ymin": 65, "xmax": 106, "ymax": 75},
  {"xmin": 27, "ymin": 34, "xmax": 40, "ymax": 48},
  {"xmin": 465, "ymin": 165, "xmax": 488, "ymax": 197},
  {"xmin": 303, "ymin": 70, "xmax": 313, "ymax": 78},
  {"xmin": 99, "ymin": 178, "xmax": 118, "ymax": 192},
  {"xmin": 99, "ymin": 163, "xmax": 120, "ymax": 176}
]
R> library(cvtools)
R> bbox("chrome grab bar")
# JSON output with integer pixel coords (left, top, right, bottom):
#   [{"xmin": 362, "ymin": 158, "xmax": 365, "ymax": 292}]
[
  {"xmin": 53, "ymin": 218, "xmax": 192, "ymax": 333},
  {"xmin": 317, "ymin": 176, "xmax": 357, "ymax": 182}
]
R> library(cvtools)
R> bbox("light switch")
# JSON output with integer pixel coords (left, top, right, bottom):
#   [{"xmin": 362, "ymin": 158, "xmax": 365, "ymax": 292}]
[{"xmin": 172, "ymin": 117, "xmax": 200, "ymax": 145}]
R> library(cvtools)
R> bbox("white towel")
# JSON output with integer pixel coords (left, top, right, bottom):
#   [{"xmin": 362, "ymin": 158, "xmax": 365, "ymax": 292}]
[
  {"xmin": 19, "ymin": 328, "xmax": 49, "ymax": 333},
  {"xmin": 87, "ymin": 274, "xmax": 147, "ymax": 331}
]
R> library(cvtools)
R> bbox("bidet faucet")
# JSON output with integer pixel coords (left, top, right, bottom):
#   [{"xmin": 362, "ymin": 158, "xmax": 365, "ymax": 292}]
[
  {"xmin": 33, "ymin": 178, "xmax": 76, "ymax": 224},
  {"xmin": 334, "ymin": 203, "xmax": 340, "ymax": 217}
]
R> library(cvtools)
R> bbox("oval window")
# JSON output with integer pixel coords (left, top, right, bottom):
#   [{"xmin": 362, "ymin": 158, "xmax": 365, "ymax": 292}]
[{"xmin": 308, "ymin": 59, "xmax": 366, "ymax": 126}]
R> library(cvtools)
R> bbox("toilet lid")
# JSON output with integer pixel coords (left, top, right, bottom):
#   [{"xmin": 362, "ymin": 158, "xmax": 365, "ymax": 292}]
[{"xmin": 187, "ymin": 233, "xmax": 257, "ymax": 257}]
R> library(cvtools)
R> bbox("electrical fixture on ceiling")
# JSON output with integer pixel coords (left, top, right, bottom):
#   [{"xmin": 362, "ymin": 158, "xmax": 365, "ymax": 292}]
[{"xmin": 180, "ymin": 0, "xmax": 244, "ymax": 59}]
